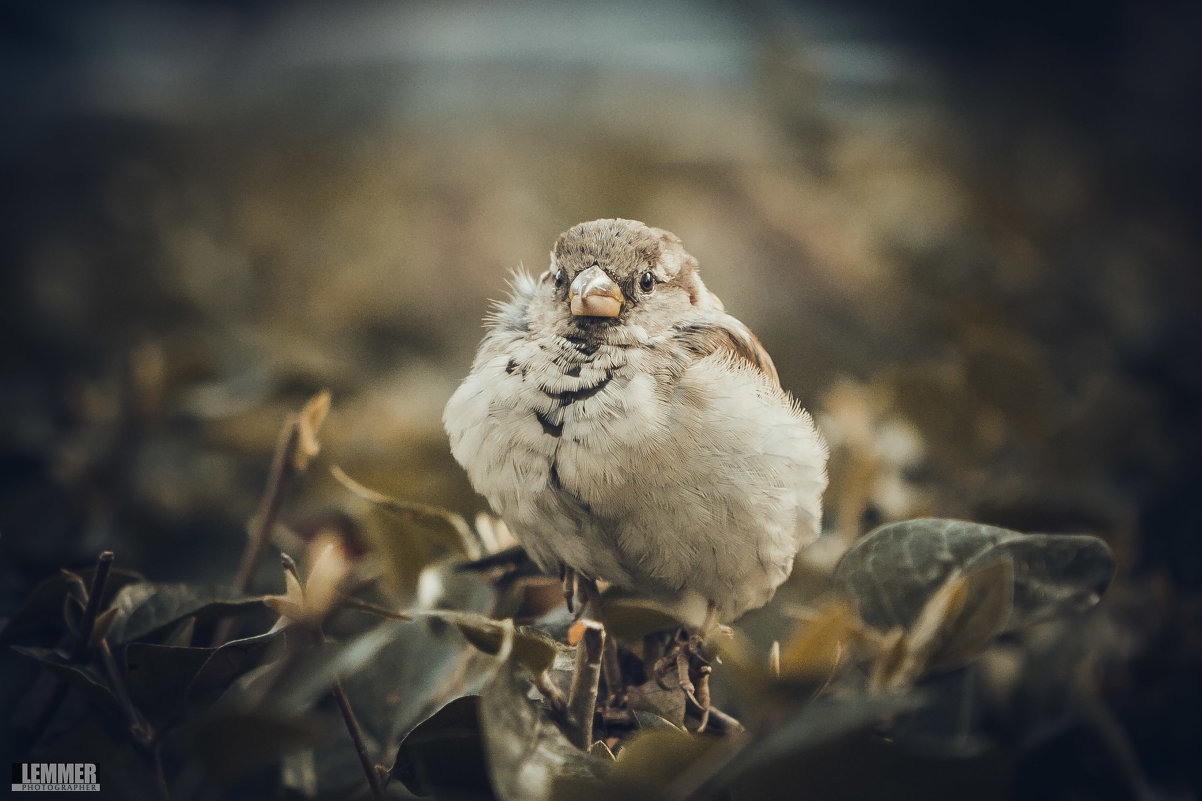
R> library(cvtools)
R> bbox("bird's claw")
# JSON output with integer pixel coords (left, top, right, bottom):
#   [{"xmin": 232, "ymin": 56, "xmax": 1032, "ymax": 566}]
[{"xmin": 650, "ymin": 627, "xmax": 714, "ymax": 731}]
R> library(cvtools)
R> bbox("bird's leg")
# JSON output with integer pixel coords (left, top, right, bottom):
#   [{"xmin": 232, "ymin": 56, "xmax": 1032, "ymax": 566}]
[
  {"xmin": 561, "ymin": 565, "xmax": 578, "ymax": 616},
  {"xmin": 687, "ymin": 602, "xmax": 723, "ymax": 732},
  {"xmin": 653, "ymin": 602, "xmax": 722, "ymax": 731},
  {"xmin": 578, "ymin": 577, "xmax": 626, "ymax": 705}
]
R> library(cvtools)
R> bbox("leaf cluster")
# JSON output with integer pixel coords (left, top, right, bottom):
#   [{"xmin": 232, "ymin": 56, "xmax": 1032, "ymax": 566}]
[{"xmin": 3, "ymin": 394, "xmax": 1120, "ymax": 800}]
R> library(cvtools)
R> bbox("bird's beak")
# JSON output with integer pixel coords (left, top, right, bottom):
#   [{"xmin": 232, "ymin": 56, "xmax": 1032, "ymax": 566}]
[{"xmin": 569, "ymin": 265, "xmax": 624, "ymax": 318}]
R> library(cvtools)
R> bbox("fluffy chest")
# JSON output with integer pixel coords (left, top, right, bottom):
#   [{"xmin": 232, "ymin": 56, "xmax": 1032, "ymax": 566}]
[
  {"xmin": 445, "ymin": 320, "xmax": 827, "ymax": 618},
  {"xmin": 492, "ymin": 333, "xmax": 668, "ymax": 490}
]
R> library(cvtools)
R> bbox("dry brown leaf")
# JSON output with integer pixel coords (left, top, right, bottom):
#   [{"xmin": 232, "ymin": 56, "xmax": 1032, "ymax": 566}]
[
  {"xmin": 777, "ymin": 601, "xmax": 857, "ymax": 681},
  {"xmin": 88, "ymin": 606, "xmax": 119, "ymax": 649},
  {"xmin": 425, "ymin": 610, "xmax": 561, "ymax": 677},
  {"xmin": 882, "ymin": 556, "xmax": 1014, "ymax": 690},
  {"xmin": 928, "ymin": 556, "xmax": 1014, "ymax": 670},
  {"xmin": 331, "ymin": 465, "xmax": 479, "ymax": 559},
  {"xmin": 868, "ymin": 626, "xmax": 907, "ymax": 692},
  {"xmin": 293, "ymin": 389, "xmax": 331, "ymax": 471},
  {"xmin": 264, "ymin": 567, "xmax": 307, "ymax": 621},
  {"xmin": 301, "ymin": 536, "xmax": 352, "ymax": 621}
]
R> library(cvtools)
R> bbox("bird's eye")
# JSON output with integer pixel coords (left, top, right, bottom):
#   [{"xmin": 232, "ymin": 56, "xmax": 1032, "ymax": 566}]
[
  {"xmin": 639, "ymin": 271, "xmax": 655, "ymax": 292},
  {"xmin": 553, "ymin": 268, "xmax": 565, "ymax": 286}
]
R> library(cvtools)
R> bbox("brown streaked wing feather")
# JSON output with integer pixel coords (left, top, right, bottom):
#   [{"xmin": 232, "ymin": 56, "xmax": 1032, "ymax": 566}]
[{"xmin": 673, "ymin": 315, "xmax": 781, "ymax": 387}]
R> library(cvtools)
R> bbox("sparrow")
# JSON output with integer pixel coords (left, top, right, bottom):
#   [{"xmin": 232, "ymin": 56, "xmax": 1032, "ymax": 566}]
[{"xmin": 444, "ymin": 219, "xmax": 828, "ymax": 623}]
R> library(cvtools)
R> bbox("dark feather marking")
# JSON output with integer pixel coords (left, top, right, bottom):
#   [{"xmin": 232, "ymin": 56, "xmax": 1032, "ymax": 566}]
[
  {"xmin": 550, "ymin": 460, "xmax": 593, "ymax": 514},
  {"xmin": 542, "ymin": 374, "xmax": 612, "ymax": 406},
  {"xmin": 563, "ymin": 336, "xmax": 599, "ymax": 356},
  {"xmin": 534, "ymin": 409, "xmax": 563, "ymax": 438}
]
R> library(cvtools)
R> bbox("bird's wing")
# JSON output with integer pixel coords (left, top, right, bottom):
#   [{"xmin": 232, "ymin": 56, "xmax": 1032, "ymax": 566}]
[{"xmin": 671, "ymin": 314, "xmax": 781, "ymax": 387}]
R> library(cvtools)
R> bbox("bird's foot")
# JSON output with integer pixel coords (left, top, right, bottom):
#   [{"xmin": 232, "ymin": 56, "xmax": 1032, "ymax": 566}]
[{"xmin": 654, "ymin": 627, "xmax": 714, "ymax": 732}]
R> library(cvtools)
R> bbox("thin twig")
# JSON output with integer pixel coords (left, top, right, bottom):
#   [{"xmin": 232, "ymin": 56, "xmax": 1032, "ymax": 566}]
[
  {"xmin": 72, "ymin": 552, "xmax": 114, "ymax": 662},
  {"xmin": 700, "ymin": 704, "xmax": 743, "ymax": 734},
  {"xmin": 579, "ymin": 578, "xmax": 624, "ymax": 703},
  {"xmin": 567, "ymin": 621, "xmax": 604, "ymax": 749},
  {"xmin": 151, "ymin": 742, "xmax": 171, "ymax": 801},
  {"xmin": 99, "ymin": 639, "xmax": 153, "ymax": 746},
  {"xmin": 267, "ymin": 549, "xmax": 385, "ymax": 801},
  {"xmin": 331, "ymin": 680, "xmax": 386, "ymax": 800},
  {"xmin": 97, "ymin": 639, "xmax": 168, "ymax": 800},
  {"xmin": 212, "ymin": 418, "xmax": 301, "ymax": 646},
  {"xmin": 61, "ymin": 554, "xmax": 165, "ymax": 796},
  {"xmin": 236, "ymin": 419, "xmax": 302, "ymax": 596},
  {"xmin": 31, "ymin": 572, "xmax": 93, "ymax": 745}
]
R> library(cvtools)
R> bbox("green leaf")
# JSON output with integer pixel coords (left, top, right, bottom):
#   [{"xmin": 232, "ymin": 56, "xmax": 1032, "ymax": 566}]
[
  {"xmin": 478, "ymin": 633, "xmax": 610, "ymax": 801},
  {"xmin": 123, "ymin": 629, "xmax": 283, "ymax": 730},
  {"xmin": 391, "ymin": 695, "xmax": 495, "ymax": 799},
  {"xmin": 162, "ymin": 616, "xmax": 197, "ymax": 647},
  {"xmin": 104, "ymin": 582, "xmax": 267, "ymax": 644},
  {"xmin": 710, "ymin": 694, "xmax": 923, "ymax": 799},
  {"xmin": 609, "ymin": 727, "xmax": 730, "ymax": 789},
  {"xmin": 346, "ymin": 615, "xmax": 498, "ymax": 752},
  {"xmin": 185, "ymin": 629, "xmax": 284, "ymax": 712},
  {"xmin": 11, "ymin": 645, "xmax": 122, "ymax": 717},
  {"xmin": 1, "ymin": 567, "xmax": 144, "ymax": 645},
  {"xmin": 600, "ymin": 596, "xmax": 701, "ymax": 646},
  {"xmin": 26, "ymin": 715, "xmax": 169, "ymax": 799},
  {"xmin": 268, "ymin": 622, "xmax": 401, "ymax": 714},
  {"xmin": 425, "ymin": 610, "xmax": 564, "ymax": 677},
  {"xmin": 333, "ymin": 466, "xmax": 482, "ymax": 601},
  {"xmin": 124, "ymin": 642, "xmax": 221, "ymax": 730},
  {"xmin": 831, "ymin": 519, "xmax": 1113, "ymax": 632},
  {"xmin": 188, "ymin": 711, "xmax": 321, "ymax": 781}
]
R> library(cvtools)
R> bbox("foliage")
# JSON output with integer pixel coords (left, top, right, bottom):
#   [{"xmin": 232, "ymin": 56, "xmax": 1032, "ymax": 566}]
[{"xmin": 3, "ymin": 394, "xmax": 1127, "ymax": 800}]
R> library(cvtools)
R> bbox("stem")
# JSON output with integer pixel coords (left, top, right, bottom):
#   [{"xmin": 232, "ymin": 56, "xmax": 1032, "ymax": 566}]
[
  {"xmin": 331, "ymin": 680, "xmax": 385, "ymax": 800},
  {"xmin": 702, "ymin": 704, "xmax": 743, "ymax": 734},
  {"xmin": 579, "ymin": 578, "xmax": 624, "ymax": 703},
  {"xmin": 151, "ymin": 742, "xmax": 171, "ymax": 801},
  {"xmin": 72, "ymin": 552, "xmax": 114, "ymax": 662},
  {"xmin": 99, "ymin": 639, "xmax": 154, "ymax": 747},
  {"xmin": 213, "ymin": 418, "xmax": 301, "ymax": 646},
  {"xmin": 236, "ymin": 420, "xmax": 301, "ymax": 596},
  {"xmin": 567, "ymin": 622, "xmax": 604, "ymax": 749},
  {"xmin": 61, "ymin": 553, "xmax": 162, "ymax": 792},
  {"xmin": 338, "ymin": 596, "xmax": 413, "ymax": 622}
]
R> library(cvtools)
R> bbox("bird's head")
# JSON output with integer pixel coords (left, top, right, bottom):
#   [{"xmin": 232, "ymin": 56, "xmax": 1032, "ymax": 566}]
[{"xmin": 538, "ymin": 219, "xmax": 722, "ymax": 337}]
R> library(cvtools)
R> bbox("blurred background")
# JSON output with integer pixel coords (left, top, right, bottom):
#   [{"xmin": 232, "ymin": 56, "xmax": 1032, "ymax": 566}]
[{"xmin": 1, "ymin": 0, "xmax": 1199, "ymax": 795}]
